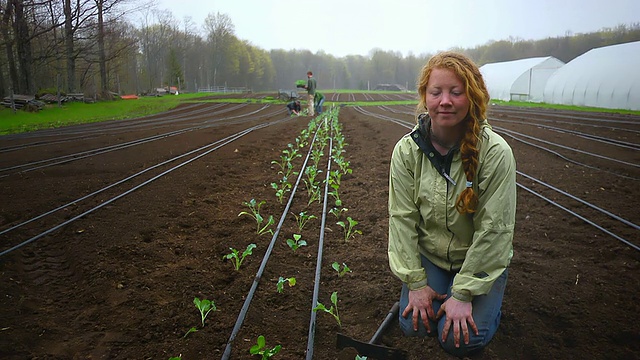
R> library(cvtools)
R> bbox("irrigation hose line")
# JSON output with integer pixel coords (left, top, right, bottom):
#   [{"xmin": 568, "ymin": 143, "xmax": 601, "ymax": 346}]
[
  {"xmin": 0, "ymin": 119, "xmax": 286, "ymax": 258},
  {"xmin": 495, "ymin": 126, "xmax": 639, "ymax": 169},
  {"xmin": 516, "ymin": 171, "xmax": 639, "ymax": 231},
  {"xmin": 0, "ymin": 104, "xmax": 275, "ymax": 177},
  {"xmin": 222, "ymin": 118, "xmax": 323, "ymax": 360},
  {"xmin": 0, "ymin": 126, "xmax": 264, "ymax": 238},
  {"xmin": 517, "ymin": 184, "xmax": 640, "ymax": 252},
  {"xmin": 306, "ymin": 120, "xmax": 333, "ymax": 360},
  {"xmin": 497, "ymin": 130, "xmax": 638, "ymax": 181}
]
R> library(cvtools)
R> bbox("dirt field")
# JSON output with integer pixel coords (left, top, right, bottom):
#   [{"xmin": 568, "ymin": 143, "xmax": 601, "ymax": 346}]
[{"xmin": 0, "ymin": 94, "xmax": 638, "ymax": 360}]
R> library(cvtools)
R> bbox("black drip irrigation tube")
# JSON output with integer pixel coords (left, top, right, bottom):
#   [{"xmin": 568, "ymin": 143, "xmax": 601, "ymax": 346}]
[
  {"xmin": 0, "ymin": 122, "xmax": 276, "ymax": 259},
  {"xmin": 221, "ymin": 120, "xmax": 325, "ymax": 359},
  {"xmin": 305, "ymin": 131, "xmax": 333, "ymax": 360}
]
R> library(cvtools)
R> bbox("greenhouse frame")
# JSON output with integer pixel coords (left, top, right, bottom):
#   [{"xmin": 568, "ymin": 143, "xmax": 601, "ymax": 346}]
[
  {"xmin": 543, "ymin": 41, "xmax": 640, "ymax": 111},
  {"xmin": 480, "ymin": 57, "xmax": 565, "ymax": 102}
]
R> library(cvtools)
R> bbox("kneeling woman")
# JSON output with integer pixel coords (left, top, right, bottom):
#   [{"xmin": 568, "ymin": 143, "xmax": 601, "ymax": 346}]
[{"xmin": 388, "ymin": 51, "xmax": 516, "ymax": 357}]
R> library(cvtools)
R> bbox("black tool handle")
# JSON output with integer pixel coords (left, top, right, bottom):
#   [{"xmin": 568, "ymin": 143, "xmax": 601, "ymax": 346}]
[{"xmin": 370, "ymin": 301, "xmax": 400, "ymax": 344}]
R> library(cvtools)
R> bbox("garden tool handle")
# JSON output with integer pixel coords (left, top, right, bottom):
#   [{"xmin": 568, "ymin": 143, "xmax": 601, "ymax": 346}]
[{"xmin": 370, "ymin": 301, "xmax": 400, "ymax": 344}]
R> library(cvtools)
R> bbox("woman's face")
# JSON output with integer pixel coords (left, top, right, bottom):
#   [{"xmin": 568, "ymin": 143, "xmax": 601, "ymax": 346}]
[{"xmin": 425, "ymin": 68, "xmax": 470, "ymax": 131}]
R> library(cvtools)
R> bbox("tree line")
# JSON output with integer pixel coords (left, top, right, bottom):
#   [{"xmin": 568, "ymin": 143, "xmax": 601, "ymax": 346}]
[{"xmin": 1, "ymin": 0, "xmax": 639, "ymax": 99}]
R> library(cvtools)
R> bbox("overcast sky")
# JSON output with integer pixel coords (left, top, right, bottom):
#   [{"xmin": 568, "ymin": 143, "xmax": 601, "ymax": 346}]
[{"xmin": 151, "ymin": 0, "xmax": 640, "ymax": 57}]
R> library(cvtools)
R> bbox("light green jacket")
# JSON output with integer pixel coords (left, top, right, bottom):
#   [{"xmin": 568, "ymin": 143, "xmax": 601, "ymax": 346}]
[{"xmin": 388, "ymin": 115, "xmax": 516, "ymax": 302}]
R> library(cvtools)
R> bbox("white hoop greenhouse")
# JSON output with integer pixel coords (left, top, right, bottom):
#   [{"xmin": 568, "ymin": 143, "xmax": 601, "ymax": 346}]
[
  {"xmin": 543, "ymin": 41, "xmax": 640, "ymax": 111},
  {"xmin": 480, "ymin": 57, "xmax": 565, "ymax": 102}
]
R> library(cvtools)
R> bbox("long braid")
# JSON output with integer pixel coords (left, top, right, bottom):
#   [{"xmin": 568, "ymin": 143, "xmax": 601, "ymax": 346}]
[{"xmin": 455, "ymin": 119, "xmax": 481, "ymax": 214}]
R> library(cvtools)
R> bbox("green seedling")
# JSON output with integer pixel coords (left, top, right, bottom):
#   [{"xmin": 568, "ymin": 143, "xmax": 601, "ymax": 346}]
[
  {"xmin": 306, "ymin": 183, "xmax": 321, "ymax": 205},
  {"xmin": 295, "ymin": 135, "xmax": 307, "ymax": 150},
  {"xmin": 293, "ymin": 211, "xmax": 317, "ymax": 231},
  {"xmin": 286, "ymin": 233, "xmax": 307, "ymax": 252},
  {"xmin": 169, "ymin": 356, "xmax": 182, "ymax": 360},
  {"xmin": 271, "ymin": 176, "xmax": 292, "ymax": 204},
  {"xmin": 271, "ymin": 157, "xmax": 294, "ymax": 177},
  {"xmin": 238, "ymin": 199, "xmax": 274, "ymax": 236},
  {"xmin": 333, "ymin": 157, "xmax": 353, "ymax": 176},
  {"xmin": 337, "ymin": 216, "xmax": 362, "ymax": 242},
  {"xmin": 311, "ymin": 148, "xmax": 324, "ymax": 168},
  {"xmin": 271, "ymin": 143, "xmax": 301, "ymax": 176},
  {"xmin": 313, "ymin": 291, "xmax": 341, "ymax": 327},
  {"xmin": 331, "ymin": 262, "xmax": 351, "ymax": 277},
  {"xmin": 276, "ymin": 276, "xmax": 296, "ymax": 293},
  {"xmin": 355, "ymin": 356, "xmax": 368, "ymax": 360},
  {"xmin": 250, "ymin": 335, "xmax": 282, "ymax": 359},
  {"xmin": 183, "ymin": 327, "xmax": 197, "ymax": 338},
  {"xmin": 329, "ymin": 183, "xmax": 342, "ymax": 207},
  {"xmin": 224, "ymin": 243, "xmax": 257, "ymax": 270},
  {"xmin": 329, "ymin": 207, "xmax": 348, "ymax": 219},
  {"xmin": 193, "ymin": 296, "xmax": 217, "ymax": 327}
]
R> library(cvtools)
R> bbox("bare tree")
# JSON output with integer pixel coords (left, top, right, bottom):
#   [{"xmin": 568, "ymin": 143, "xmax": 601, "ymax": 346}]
[{"xmin": 203, "ymin": 11, "xmax": 234, "ymax": 88}]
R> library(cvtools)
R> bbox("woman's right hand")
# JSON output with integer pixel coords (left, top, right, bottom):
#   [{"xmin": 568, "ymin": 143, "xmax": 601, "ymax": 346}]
[{"xmin": 402, "ymin": 286, "xmax": 447, "ymax": 334}]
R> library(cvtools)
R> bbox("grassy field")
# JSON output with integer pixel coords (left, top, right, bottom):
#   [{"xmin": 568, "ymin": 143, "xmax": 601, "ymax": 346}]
[{"xmin": 1, "ymin": 92, "xmax": 637, "ymax": 135}]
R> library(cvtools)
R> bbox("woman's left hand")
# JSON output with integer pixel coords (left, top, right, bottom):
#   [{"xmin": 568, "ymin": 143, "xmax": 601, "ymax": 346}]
[{"xmin": 436, "ymin": 297, "xmax": 478, "ymax": 348}]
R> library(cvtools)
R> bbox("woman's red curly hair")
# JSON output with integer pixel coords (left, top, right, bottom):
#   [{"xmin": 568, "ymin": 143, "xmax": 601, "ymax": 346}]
[{"xmin": 416, "ymin": 52, "xmax": 490, "ymax": 214}]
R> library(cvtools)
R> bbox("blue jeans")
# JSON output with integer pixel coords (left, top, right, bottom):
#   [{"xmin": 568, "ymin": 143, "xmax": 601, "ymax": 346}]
[
  {"xmin": 315, "ymin": 98, "xmax": 325, "ymax": 114},
  {"xmin": 399, "ymin": 255, "xmax": 508, "ymax": 357}
]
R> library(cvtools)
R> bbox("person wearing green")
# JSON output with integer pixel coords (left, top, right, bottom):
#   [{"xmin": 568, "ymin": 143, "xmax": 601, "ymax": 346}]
[
  {"xmin": 314, "ymin": 91, "xmax": 325, "ymax": 115},
  {"xmin": 304, "ymin": 71, "xmax": 317, "ymax": 116},
  {"xmin": 388, "ymin": 51, "xmax": 516, "ymax": 357}
]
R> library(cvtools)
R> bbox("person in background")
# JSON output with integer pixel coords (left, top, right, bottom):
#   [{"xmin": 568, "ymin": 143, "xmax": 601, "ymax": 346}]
[
  {"xmin": 387, "ymin": 51, "xmax": 517, "ymax": 357},
  {"xmin": 314, "ymin": 91, "xmax": 325, "ymax": 115},
  {"xmin": 286, "ymin": 100, "xmax": 301, "ymax": 116},
  {"xmin": 304, "ymin": 71, "xmax": 317, "ymax": 116}
]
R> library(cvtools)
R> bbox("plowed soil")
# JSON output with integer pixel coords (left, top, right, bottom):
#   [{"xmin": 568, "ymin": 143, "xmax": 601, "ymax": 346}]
[{"xmin": 0, "ymin": 94, "xmax": 638, "ymax": 360}]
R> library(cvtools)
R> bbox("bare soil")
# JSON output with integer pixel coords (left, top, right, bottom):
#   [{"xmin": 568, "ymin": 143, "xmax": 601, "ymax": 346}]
[{"xmin": 0, "ymin": 95, "xmax": 638, "ymax": 360}]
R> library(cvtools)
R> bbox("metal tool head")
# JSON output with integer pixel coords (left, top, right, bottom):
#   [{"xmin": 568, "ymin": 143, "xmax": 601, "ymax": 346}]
[{"xmin": 337, "ymin": 332, "xmax": 407, "ymax": 359}]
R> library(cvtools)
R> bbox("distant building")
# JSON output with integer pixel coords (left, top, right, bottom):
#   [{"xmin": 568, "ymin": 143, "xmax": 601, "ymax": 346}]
[
  {"xmin": 543, "ymin": 41, "xmax": 640, "ymax": 111},
  {"xmin": 374, "ymin": 84, "xmax": 407, "ymax": 91},
  {"xmin": 480, "ymin": 57, "xmax": 564, "ymax": 102}
]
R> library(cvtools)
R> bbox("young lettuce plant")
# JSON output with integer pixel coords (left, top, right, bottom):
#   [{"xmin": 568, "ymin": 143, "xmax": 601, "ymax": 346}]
[
  {"xmin": 276, "ymin": 276, "xmax": 296, "ymax": 293},
  {"xmin": 333, "ymin": 156, "xmax": 353, "ymax": 176},
  {"xmin": 292, "ymin": 211, "xmax": 317, "ymax": 232},
  {"xmin": 313, "ymin": 291, "xmax": 341, "ymax": 327},
  {"xmin": 184, "ymin": 295, "xmax": 218, "ymax": 337},
  {"xmin": 238, "ymin": 199, "xmax": 274, "ymax": 236},
  {"xmin": 270, "ymin": 176, "xmax": 292, "ymax": 204},
  {"xmin": 329, "ymin": 183, "xmax": 342, "ymax": 207},
  {"xmin": 286, "ymin": 234, "xmax": 307, "ymax": 252},
  {"xmin": 271, "ymin": 143, "xmax": 300, "ymax": 177},
  {"xmin": 311, "ymin": 148, "xmax": 324, "ymax": 168},
  {"xmin": 329, "ymin": 207, "xmax": 348, "ymax": 219},
  {"xmin": 194, "ymin": 296, "xmax": 217, "ymax": 327},
  {"xmin": 337, "ymin": 216, "xmax": 362, "ymax": 242},
  {"xmin": 304, "ymin": 165, "xmax": 322, "ymax": 205},
  {"xmin": 331, "ymin": 262, "xmax": 351, "ymax": 277},
  {"xmin": 223, "ymin": 243, "xmax": 257, "ymax": 271},
  {"xmin": 250, "ymin": 335, "xmax": 282, "ymax": 359}
]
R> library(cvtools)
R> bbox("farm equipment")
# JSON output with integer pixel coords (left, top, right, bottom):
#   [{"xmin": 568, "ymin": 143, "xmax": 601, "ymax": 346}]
[
  {"xmin": 277, "ymin": 80, "xmax": 308, "ymax": 102},
  {"xmin": 336, "ymin": 302, "xmax": 407, "ymax": 359},
  {"xmin": 277, "ymin": 89, "xmax": 299, "ymax": 102}
]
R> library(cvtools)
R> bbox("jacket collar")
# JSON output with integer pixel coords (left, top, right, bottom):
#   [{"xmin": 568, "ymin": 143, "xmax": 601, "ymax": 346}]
[{"xmin": 411, "ymin": 113, "xmax": 458, "ymax": 185}]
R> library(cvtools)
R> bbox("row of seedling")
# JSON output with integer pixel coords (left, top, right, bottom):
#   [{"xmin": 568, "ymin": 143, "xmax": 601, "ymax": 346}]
[{"xmin": 221, "ymin": 108, "xmax": 357, "ymax": 359}]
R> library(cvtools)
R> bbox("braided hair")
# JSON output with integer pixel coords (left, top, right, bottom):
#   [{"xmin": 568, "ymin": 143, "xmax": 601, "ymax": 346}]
[{"xmin": 416, "ymin": 52, "xmax": 490, "ymax": 214}]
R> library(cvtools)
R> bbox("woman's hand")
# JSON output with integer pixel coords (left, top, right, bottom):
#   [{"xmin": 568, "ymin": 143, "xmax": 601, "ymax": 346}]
[
  {"xmin": 436, "ymin": 297, "xmax": 478, "ymax": 348},
  {"xmin": 402, "ymin": 286, "xmax": 447, "ymax": 334}
]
